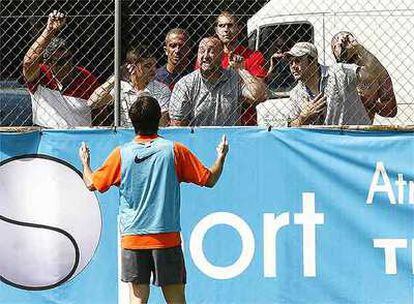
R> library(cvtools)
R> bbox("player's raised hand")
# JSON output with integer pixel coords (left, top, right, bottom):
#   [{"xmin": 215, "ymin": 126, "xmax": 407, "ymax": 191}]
[
  {"xmin": 127, "ymin": 63, "xmax": 145, "ymax": 88},
  {"xmin": 216, "ymin": 135, "xmax": 229, "ymax": 158},
  {"xmin": 79, "ymin": 141, "xmax": 90, "ymax": 165}
]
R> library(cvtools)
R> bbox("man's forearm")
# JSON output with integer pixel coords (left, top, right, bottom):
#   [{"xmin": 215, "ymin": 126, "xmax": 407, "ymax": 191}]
[
  {"xmin": 289, "ymin": 116, "xmax": 305, "ymax": 127},
  {"xmin": 82, "ymin": 163, "xmax": 96, "ymax": 191},
  {"xmin": 169, "ymin": 119, "xmax": 189, "ymax": 126},
  {"xmin": 238, "ymin": 69, "xmax": 268, "ymax": 103},
  {"xmin": 159, "ymin": 112, "xmax": 170, "ymax": 127},
  {"xmin": 374, "ymin": 100, "xmax": 397, "ymax": 117},
  {"xmin": 87, "ymin": 80, "xmax": 114, "ymax": 108},
  {"xmin": 289, "ymin": 112, "xmax": 313, "ymax": 126},
  {"xmin": 206, "ymin": 155, "xmax": 226, "ymax": 188},
  {"xmin": 358, "ymin": 45, "xmax": 387, "ymax": 82},
  {"xmin": 23, "ymin": 28, "xmax": 56, "ymax": 81}
]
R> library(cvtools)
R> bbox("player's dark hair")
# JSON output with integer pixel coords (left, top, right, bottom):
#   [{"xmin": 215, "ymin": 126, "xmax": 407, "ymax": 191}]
[
  {"xmin": 125, "ymin": 45, "xmax": 153, "ymax": 64},
  {"xmin": 128, "ymin": 95, "xmax": 161, "ymax": 135}
]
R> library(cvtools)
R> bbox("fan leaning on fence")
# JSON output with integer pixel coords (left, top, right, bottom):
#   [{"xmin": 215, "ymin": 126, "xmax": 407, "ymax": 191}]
[
  {"xmin": 283, "ymin": 37, "xmax": 396, "ymax": 126},
  {"xmin": 87, "ymin": 46, "xmax": 171, "ymax": 127},
  {"xmin": 331, "ymin": 32, "xmax": 397, "ymax": 123},
  {"xmin": 22, "ymin": 10, "xmax": 99, "ymax": 128},
  {"xmin": 169, "ymin": 37, "xmax": 268, "ymax": 127}
]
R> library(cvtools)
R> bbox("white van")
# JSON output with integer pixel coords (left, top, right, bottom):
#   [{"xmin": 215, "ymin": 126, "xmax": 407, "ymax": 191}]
[{"xmin": 248, "ymin": 0, "xmax": 414, "ymax": 126}]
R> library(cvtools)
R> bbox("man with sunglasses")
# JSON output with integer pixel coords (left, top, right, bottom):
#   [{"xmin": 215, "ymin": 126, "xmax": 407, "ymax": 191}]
[
  {"xmin": 23, "ymin": 10, "xmax": 99, "ymax": 128},
  {"xmin": 285, "ymin": 41, "xmax": 382, "ymax": 126}
]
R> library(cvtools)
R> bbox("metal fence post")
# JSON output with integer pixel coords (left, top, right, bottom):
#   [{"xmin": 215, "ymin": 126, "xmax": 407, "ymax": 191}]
[{"xmin": 114, "ymin": 0, "xmax": 121, "ymax": 128}]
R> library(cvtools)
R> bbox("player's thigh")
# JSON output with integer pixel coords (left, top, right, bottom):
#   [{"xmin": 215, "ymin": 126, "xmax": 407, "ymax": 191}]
[
  {"xmin": 121, "ymin": 248, "xmax": 153, "ymax": 284},
  {"xmin": 152, "ymin": 246, "xmax": 186, "ymax": 287}
]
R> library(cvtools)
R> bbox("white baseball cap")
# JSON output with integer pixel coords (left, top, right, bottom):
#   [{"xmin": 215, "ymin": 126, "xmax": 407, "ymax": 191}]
[{"xmin": 285, "ymin": 42, "xmax": 318, "ymax": 59}]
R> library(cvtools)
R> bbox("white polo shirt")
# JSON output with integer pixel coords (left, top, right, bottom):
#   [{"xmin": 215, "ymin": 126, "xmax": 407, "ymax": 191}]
[{"xmin": 110, "ymin": 80, "xmax": 171, "ymax": 127}]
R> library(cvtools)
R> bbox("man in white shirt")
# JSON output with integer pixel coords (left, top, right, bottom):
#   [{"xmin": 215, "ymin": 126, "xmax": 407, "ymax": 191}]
[
  {"xmin": 23, "ymin": 10, "xmax": 99, "ymax": 128},
  {"xmin": 88, "ymin": 46, "xmax": 171, "ymax": 127}
]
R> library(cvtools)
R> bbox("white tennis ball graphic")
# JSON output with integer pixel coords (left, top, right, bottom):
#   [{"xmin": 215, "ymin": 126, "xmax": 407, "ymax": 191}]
[{"xmin": 0, "ymin": 155, "xmax": 101, "ymax": 290}]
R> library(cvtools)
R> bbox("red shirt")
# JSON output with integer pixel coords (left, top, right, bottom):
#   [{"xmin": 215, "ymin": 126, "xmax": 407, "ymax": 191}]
[
  {"xmin": 195, "ymin": 45, "xmax": 267, "ymax": 78},
  {"xmin": 195, "ymin": 45, "xmax": 267, "ymax": 125},
  {"xmin": 27, "ymin": 64, "xmax": 99, "ymax": 100}
]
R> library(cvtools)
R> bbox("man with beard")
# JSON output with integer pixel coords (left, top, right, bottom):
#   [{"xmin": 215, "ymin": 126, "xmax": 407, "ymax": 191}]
[
  {"xmin": 331, "ymin": 31, "xmax": 397, "ymax": 123},
  {"xmin": 23, "ymin": 10, "xmax": 99, "ymax": 128},
  {"xmin": 169, "ymin": 37, "xmax": 267, "ymax": 126},
  {"xmin": 155, "ymin": 28, "xmax": 192, "ymax": 90}
]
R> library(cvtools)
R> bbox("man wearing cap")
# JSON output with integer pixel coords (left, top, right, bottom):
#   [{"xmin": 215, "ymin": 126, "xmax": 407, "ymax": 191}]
[
  {"xmin": 23, "ymin": 10, "xmax": 99, "ymax": 128},
  {"xmin": 285, "ymin": 40, "xmax": 384, "ymax": 126}
]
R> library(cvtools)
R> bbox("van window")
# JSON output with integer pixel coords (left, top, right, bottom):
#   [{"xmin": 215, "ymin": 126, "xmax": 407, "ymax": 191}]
[
  {"xmin": 259, "ymin": 22, "xmax": 314, "ymax": 96},
  {"xmin": 248, "ymin": 30, "xmax": 257, "ymax": 50}
]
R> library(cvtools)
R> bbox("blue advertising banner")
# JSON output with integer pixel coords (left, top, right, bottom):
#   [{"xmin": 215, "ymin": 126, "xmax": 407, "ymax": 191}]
[{"xmin": 0, "ymin": 128, "xmax": 413, "ymax": 304}]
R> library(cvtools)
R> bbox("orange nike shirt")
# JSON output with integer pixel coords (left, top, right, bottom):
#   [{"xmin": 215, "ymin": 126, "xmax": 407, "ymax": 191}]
[{"xmin": 92, "ymin": 135, "xmax": 211, "ymax": 249}]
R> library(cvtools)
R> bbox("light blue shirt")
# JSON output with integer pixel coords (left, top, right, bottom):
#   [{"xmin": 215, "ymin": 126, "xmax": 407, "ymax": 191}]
[{"xmin": 119, "ymin": 137, "xmax": 181, "ymax": 235}]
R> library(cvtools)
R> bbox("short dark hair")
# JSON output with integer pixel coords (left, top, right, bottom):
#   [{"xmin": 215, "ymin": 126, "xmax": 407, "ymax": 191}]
[
  {"xmin": 128, "ymin": 95, "xmax": 161, "ymax": 135},
  {"xmin": 121, "ymin": 45, "xmax": 154, "ymax": 81},
  {"xmin": 216, "ymin": 11, "xmax": 238, "ymax": 26},
  {"xmin": 125, "ymin": 45, "xmax": 154, "ymax": 64},
  {"xmin": 165, "ymin": 28, "xmax": 188, "ymax": 45},
  {"xmin": 199, "ymin": 36, "xmax": 224, "ymax": 52}
]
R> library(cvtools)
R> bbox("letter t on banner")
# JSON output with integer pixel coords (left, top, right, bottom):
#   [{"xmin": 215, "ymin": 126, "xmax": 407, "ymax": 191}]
[
  {"xmin": 373, "ymin": 238, "xmax": 408, "ymax": 274},
  {"xmin": 294, "ymin": 192, "xmax": 325, "ymax": 277}
]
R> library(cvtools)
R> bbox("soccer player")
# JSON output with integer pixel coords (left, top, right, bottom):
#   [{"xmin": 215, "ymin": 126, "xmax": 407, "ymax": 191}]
[{"xmin": 79, "ymin": 95, "xmax": 229, "ymax": 304}]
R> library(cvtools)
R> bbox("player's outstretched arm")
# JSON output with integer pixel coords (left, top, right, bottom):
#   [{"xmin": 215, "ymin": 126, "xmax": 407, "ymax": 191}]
[
  {"xmin": 206, "ymin": 135, "xmax": 229, "ymax": 188},
  {"xmin": 79, "ymin": 142, "xmax": 96, "ymax": 191}
]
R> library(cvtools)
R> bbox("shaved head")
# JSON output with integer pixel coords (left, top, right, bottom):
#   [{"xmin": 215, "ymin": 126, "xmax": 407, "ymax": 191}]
[
  {"xmin": 200, "ymin": 37, "xmax": 222, "ymax": 50},
  {"xmin": 198, "ymin": 37, "xmax": 224, "ymax": 73},
  {"xmin": 331, "ymin": 31, "xmax": 357, "ymax": 63}
]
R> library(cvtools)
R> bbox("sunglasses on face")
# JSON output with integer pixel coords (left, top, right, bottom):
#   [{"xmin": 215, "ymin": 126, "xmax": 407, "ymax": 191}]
[{"xmin": 48, "ymin": 54, "xmax": 72, "ymax": 66}]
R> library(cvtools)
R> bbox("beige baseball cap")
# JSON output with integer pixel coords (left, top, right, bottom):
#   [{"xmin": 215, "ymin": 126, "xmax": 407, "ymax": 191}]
[{"xmin": 285, "ymin": 42, "xmax": 318, "ymax": 59}]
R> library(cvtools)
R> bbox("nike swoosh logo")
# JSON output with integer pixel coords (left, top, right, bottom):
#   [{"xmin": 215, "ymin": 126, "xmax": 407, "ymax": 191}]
[{"xmin": 134, "ymin": 152, "xmax": 158, "ymax": 164}]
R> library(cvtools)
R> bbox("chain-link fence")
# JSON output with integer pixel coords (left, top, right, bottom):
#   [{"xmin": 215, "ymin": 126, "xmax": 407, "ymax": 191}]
[{"xmin": 1, "ymin": 0, "xmax": 413, "ymax": 128}]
